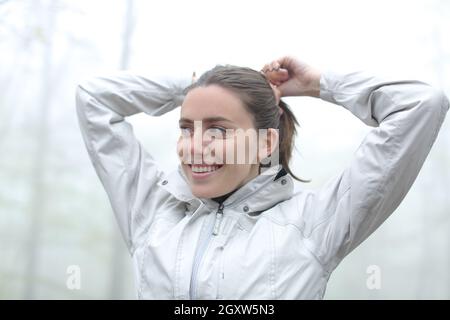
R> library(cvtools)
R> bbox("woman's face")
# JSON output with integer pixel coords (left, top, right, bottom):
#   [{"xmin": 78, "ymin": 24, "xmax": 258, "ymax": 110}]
[{"xmin": 177, "ymin": 85, "xmax": 273, "ymax": 199}]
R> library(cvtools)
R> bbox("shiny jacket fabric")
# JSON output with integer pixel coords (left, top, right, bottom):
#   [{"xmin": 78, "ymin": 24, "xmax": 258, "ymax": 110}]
[{"xmin": 75, "ymin": 69, "xmax": 449, "ymax": 299}]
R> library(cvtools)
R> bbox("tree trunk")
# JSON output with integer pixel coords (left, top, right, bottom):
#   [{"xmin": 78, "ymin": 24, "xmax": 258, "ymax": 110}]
[{"xmin": 23, "ymin": 0, "xmax": 56, "ymax": 299}]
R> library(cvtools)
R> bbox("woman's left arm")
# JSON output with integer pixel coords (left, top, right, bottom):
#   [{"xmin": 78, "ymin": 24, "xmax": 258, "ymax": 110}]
[{"xmin": 298, "ymin": 70, "xmax": 449, "ymax": 273}]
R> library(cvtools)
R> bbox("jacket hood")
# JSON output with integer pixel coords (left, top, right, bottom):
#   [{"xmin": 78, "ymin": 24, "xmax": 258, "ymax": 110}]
[{"xmin": 158, "ymin": 163, "xmax": 295, "ymax": 214}]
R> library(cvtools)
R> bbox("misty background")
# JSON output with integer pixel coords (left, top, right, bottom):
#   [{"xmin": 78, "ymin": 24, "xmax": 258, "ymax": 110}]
[{"xmin": 0, "ymin": 0, "xmax": 449, "ymax": 299}]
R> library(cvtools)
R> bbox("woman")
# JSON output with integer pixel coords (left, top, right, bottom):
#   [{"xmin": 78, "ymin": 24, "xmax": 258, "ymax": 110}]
[{"xmin": 76, "ymin": 56, "xmax": 449, "ymax": 299}]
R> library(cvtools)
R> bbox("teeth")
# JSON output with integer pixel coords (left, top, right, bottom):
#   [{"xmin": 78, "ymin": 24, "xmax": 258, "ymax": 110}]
[{"xmin": 191, "ymin": 165, "xmax": 222, "ymax": 173}]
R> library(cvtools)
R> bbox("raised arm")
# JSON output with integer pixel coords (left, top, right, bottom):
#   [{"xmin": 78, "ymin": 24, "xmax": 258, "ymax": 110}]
[
  {"xmin": 262, "ymin": 56, "xmax": 449, "ymax": 272},
  {"xmin": 75, "ymin": 71, "xmax": 191, "ymax": 255},
  {"xmin": 300, "ymin": 70, "xmax": 448, "ymax": 273}
]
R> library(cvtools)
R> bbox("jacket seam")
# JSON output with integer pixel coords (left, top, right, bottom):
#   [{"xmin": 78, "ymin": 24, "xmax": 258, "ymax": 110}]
[
  {"xmin": 261, "ymin": 216, "xmax": 328, "ymax": 273},
  {"xmin": 174, "ymin": 224, "xmax": 188, "ymax": 299},
  {"xmin": 223, "ymin": 171, "xmax": 283, "ymax": 210},
  {"xmin": 307, "ymin": 186, "xmax": 352, "ymax": 236},
  {"xmin": 269, "ymin": 223, "xmax": 277, "ymax": 299},
  {"xmin": 107, "ymin": 106, "xmax": 138, "ymax": 254}
]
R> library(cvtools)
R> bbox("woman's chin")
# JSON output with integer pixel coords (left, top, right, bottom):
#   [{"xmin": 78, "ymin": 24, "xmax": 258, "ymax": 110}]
[
  {"xmin": 180, "ymin": 163, "xmax": 250, "ymax": 199},
  {"xmin": 188, "ymin": 182, "xmax": 222, "ymax": 198}
]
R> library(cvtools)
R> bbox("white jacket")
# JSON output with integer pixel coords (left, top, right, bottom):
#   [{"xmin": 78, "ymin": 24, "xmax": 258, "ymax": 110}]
[{"xmin": 75, "ymin": 69, "xmax": 449, "ymax": 299}]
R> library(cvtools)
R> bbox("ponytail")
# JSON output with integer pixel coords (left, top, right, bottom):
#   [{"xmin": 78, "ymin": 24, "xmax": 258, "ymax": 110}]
[{"xmin": 277, "ymin": 100, "xmax": 311, "ymax": 183}]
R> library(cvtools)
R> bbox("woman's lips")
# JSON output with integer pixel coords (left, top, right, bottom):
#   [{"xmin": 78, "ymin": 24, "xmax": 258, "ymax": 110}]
[{"xmin": 188, "ymin": 164, "xmax": 224, "ymax": 180}]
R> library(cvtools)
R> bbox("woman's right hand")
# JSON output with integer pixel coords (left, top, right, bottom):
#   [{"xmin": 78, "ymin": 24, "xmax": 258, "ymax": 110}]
[{"xmin": 261, "ymin": 55, "xmax": 321, "ymax": 98}]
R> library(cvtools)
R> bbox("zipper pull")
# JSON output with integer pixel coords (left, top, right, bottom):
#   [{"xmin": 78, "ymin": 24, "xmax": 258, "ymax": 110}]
[{"xmin": 212, "ymin": 203, "xmax": 224, "ymax": 236}]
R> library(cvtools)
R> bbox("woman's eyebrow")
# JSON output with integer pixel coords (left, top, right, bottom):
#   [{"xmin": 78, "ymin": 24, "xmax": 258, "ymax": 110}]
[{"xmin": 179, "ymin": 116, "xmax": 234, "ymax": 124}]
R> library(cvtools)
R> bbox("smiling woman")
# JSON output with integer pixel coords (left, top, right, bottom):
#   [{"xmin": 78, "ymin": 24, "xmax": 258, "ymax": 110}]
[
  {"xmin": 75, "ymin": 55, "xmax": 449, "ymax": 299},
  {"xmin": 178, "ymin": 71, "xmax": 284, "ymax": 198},
  {"xmin": 178, "ymin": 65, "xmax": 309, "ymax": 201}
]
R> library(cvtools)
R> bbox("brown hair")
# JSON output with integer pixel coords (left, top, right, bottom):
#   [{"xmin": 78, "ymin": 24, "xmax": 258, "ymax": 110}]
[{"xmin": 183, "ymin": 64, "xmax": 311, "ymax": 183}]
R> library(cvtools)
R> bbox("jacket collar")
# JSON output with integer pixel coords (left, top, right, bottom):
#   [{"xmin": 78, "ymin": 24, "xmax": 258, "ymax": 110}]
[{"xmin": 157, "ymin": 163, "xmax": 294, "ymax": 214}]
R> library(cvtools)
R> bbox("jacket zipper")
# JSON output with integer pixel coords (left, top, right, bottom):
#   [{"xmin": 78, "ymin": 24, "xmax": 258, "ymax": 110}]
[
  {"xmin": 212, "ymin": 203, "xmax": 224, "ymax": 236},
  {"xmin": 189, "ymin": 202, "xmax": 224, "ymax": 299},
  {"xmin": 188, "ymin": 171, "xmax": 280, "ymax": 299}
]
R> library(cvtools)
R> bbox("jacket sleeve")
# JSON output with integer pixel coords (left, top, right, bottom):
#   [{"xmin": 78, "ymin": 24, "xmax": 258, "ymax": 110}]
[
  {"xmin": 75, "ymin": 71, "xmax": 191, "ymax": 255},
  {"xmin": 299, "ymin": 70, "xmax": 449, "ymax": 273}
]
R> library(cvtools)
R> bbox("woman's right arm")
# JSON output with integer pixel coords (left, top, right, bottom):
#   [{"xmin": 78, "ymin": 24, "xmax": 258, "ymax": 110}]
[{"xmin": 75, "ymin": 71, "xmax": 191, "ymax": 255}]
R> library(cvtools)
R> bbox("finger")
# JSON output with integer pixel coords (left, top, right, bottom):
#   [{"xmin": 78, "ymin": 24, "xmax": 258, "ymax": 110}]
[
  {"xmin": 260, "ymin": 63, "xmax": 271, "ymax": 73},
  {"xmin": 266, "ymin": 68, "xmax": 289, "ymax": 83},
  {"xmin": 260, "ymin": 61, "xmax": 289, "ymax": 89},
  {"xmin": 270, "ymin": 60, "xmax": 280, "ymax": 71},
  {"xmin": 276, "ymin": 55, "xmax": 298, "ymax": 72},
  {"xmin": 261, "ymin": 60, "xmax": 280, "ymax": 73}
]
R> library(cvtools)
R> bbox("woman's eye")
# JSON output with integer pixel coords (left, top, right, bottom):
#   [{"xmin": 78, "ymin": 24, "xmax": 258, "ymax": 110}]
[
  {"xmin": 180, "ymin": 126, "xmax": 229, "ymax": 139},
  {"xmin": 205, "ymin": 127, "xmax": 227, "ymax": 138},
  {"xmin": 179, "ymin": 127, "xmax": 192, "ymax": 136}
]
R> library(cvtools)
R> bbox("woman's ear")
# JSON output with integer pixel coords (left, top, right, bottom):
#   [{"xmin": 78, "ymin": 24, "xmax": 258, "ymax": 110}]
[{"xmin": 257, "ymin": 128, "xmax": 279, "ymax": 163}]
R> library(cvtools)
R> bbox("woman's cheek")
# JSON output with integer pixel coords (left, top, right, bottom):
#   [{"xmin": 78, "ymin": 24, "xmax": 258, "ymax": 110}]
[
  {"xmin": 247, "ymin": 136, "xmax": 259, "ymax": 164},
  {"xmin": 215, "ymin": 139, "xmax": 227, "ymax": 165},
  {"xmin": 223, "ymin": 138, "xmax": 238, "ymax": 165},
  {"xmin": 228, "ymin": 136, "xmax": 258, "ymax": 165},
  {"xmin": 176, "ymin": 137, "xmax": 190, "ymax": 164}
]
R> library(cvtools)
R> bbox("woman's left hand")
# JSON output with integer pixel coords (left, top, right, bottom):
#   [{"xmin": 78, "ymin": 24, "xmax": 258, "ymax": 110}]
[{"xmin": 261, "ymin": 56, "xmax": 321, "ymax": 98}]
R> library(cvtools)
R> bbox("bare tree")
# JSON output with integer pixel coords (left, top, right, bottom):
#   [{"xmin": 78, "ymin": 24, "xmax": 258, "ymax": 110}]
[{"xmin": 23, "ymin": 0, "xmax": 56, "ymax": 299}]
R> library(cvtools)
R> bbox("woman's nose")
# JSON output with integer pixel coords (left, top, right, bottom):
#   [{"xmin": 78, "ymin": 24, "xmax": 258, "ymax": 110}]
[
  {"xmin": 179, "ymin": 139, "xmax": 223, "ymax": 166},
  {"xmin": 191, "ymin": 135, "xmax": 213, "ymax": 158}
]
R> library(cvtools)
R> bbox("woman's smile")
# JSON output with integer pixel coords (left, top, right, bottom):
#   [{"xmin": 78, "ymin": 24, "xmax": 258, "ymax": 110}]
[{"xmin": 188, "ymin": 164, "xmax": 225, "ymax": 181}]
